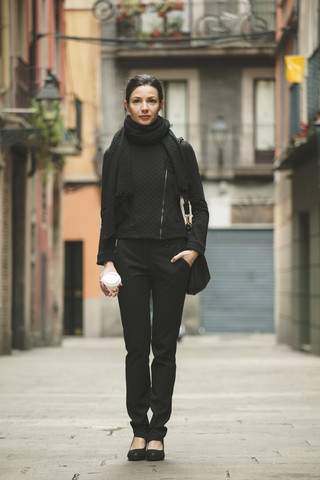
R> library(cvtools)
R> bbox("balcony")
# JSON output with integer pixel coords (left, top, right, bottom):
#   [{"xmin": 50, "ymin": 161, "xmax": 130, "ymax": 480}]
[
  {"xmin": 0, "ymin": 60, "xmax": 81, "ymax": 154},
  {"xmin": 169, "ymin": 121, "xmax": 275, "ymax": 179},
  {"xmin": 113, "ymin": 0, "xmax": 276, "ymax": 54}
]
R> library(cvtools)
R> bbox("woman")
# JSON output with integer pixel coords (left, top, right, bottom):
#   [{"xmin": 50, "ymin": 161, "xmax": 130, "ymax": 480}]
[{"xmin": 97, "ymin": 74, "xmax": 209, "ymax": 461}]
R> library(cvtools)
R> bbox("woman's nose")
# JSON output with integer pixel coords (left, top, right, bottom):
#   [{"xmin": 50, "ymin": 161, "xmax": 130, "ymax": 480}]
[{"xmin": 141, "ymin": 102, "xmax": 148, "ymax": 111}]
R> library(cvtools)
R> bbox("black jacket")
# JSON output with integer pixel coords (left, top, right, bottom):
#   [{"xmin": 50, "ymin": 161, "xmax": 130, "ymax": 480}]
[{"xmin": 97, "ymin": 140, "xmax": 209, "ymax": 265}]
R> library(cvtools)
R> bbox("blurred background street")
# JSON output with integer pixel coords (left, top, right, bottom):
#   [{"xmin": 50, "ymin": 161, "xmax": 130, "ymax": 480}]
[
  {"xmin": 1, "ymin": 1, "xmax": 320, "ymax": 478},
  {"xmin": 1, "ymin": 0, "xmax": 319, "ymax": 355},
  {"xmin": 1, "ymin": 334, "xmax": 320, "ymax": 480}
]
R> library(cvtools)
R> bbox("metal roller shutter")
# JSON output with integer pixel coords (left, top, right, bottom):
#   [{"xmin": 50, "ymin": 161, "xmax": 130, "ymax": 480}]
[{"xmin": 200, "ymin": 229, "xmax": 274, "ymax": 333}]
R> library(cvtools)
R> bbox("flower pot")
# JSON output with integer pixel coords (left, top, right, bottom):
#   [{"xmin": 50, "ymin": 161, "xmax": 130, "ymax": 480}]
[{"xmin": 172, "ymin": 1, "xmax": 184, "ymax": 10}]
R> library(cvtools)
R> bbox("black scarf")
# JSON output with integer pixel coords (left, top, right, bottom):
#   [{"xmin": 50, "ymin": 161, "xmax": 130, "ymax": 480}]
[{"xmin": 101, "ymin": 115, "xmax": 189, "ymax": 240}]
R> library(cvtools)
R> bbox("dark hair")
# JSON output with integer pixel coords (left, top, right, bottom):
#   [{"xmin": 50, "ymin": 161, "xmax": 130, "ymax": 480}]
[{"xmin": 125, "ymin": 74, "xmax": 164, "ymax": 104}]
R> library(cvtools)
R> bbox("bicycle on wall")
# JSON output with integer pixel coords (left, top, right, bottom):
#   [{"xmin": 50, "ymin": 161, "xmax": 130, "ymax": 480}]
[{"xmin": 195, "ymin": 0, "xmax": 269, "ymax": 44}]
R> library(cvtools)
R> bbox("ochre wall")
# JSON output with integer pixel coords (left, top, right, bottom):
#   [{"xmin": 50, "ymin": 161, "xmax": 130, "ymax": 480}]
[
  {"xmin": 64, "ymin": 5, "xmax": 101, "ymax": 178},
  {"xmin": 63, "ymin": 185, "xmax": 101, "ymax": 299}
]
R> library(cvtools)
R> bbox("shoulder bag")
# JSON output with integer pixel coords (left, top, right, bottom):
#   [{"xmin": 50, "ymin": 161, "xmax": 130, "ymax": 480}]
[{"xmin": 181, "ymin": 197, "xmax": 211, "ymax": 295}]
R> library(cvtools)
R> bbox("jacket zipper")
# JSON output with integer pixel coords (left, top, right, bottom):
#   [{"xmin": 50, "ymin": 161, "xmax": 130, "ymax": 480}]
[{"xmin": 159, "ymin": 168, "xmax": 168, "ymax": 239}]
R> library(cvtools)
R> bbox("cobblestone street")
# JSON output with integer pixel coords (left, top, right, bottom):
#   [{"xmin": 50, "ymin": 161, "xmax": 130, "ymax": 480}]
[{"xmin": 0, "ymin": 334, "xmax": 320, "ymax": 480}]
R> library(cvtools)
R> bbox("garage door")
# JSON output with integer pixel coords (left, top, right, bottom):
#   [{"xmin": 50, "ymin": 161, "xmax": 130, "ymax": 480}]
[{"xmin": 200, "ymin": 229, "xmax": 274, "ymax": 333}]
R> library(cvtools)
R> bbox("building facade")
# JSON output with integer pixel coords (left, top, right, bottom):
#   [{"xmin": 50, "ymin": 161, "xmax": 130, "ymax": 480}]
[
  {"xmin": 60, "ymin": 0, "xmax": 277, "ymax": 338},
  {"xmin": 62, "ymin": 0, "xmax": 106, "ymax": 337},
  {"xmin": 91, "ymin": 0, "xmax": 277, "ymax": 335},
  {"xmin": 274, "ymin": 0, "xmax": 320, "ymax": 354},
  {"xmin": 0, "ymin": 0, "xmax": 68, "ymax": 354}
]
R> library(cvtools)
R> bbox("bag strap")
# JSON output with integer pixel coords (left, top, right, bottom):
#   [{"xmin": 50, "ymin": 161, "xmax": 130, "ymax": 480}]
[
  {"xmin": 178, "ymin": 137, "xmax": 192, "ymax": 231},
  {"xmin": 180, "ymin": 195, "xmax": 192, "ymax": 231}
]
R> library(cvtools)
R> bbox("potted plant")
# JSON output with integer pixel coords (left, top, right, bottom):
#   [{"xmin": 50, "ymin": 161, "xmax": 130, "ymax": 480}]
[
  {"xmin": 117, "ymin": 0, "xmax": 146, "ymax": 22},
  {"xmin": 166, "ymin": 15, "xmax": 183, "ymax": 36}
]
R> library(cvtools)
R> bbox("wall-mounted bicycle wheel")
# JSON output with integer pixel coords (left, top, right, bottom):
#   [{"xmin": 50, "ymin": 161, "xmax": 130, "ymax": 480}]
[
  {"xmin": 240, "ymin": 15, "xmax": 268, "ymax": 44},
  {"xmin": 195, "ymin": 15, "xmax": 230, "ymax": 37}
]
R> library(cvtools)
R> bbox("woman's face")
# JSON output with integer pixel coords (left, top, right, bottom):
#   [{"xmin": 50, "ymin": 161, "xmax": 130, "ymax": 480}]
[{"xmin": 124, "ymin": 85, "xmax": 163, "ymax": 125}]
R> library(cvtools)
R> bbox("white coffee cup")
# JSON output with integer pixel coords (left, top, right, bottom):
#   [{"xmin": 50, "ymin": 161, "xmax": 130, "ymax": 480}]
[{"xmin": 101, "ymin": 272, "xmax": 121, "ymax": 296}]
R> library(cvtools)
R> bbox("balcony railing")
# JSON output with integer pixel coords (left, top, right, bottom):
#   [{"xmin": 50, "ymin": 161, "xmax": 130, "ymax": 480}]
[
  {"xmin": 167, "ymin": 122, "xmax": 274, "ymax": 175},
  {"xmin": 114, "ymin": 0, "xmax": 275, "ymax": 46}
]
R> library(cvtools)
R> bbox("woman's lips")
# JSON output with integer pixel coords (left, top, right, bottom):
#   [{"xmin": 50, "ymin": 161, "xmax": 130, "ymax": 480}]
[{"xmin": 140, "ymin": 115, "xmax": 151, "ymax": 120}]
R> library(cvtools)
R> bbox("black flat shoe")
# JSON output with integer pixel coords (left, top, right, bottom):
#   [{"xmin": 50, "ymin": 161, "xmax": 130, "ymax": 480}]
[
  {"xmin": 127, "ymin": 447, "xmax": 146, "ymax": 461},
  {"xmin": 146, "ymin": 440, "xmax": 165, "ymax": 462},
  {"xmin": 127, "ymin": 439, "xmax": 147, "ymax": 461}
]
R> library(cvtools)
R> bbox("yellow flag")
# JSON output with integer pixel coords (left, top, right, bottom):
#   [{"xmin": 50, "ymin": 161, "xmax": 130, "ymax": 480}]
[{"xmin": 285, "ymin": 56, "xmax": 305, "ymax": 83}]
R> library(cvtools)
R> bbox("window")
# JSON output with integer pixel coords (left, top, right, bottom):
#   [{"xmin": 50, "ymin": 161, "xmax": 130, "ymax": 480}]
[
  {"xmin": 240, "ymin": 68, "xmax": 274, "ymax": 166},
  {"xmin": 0, "ymin": 5, "xmax": 3, "ymax": 89},
  {"xmin": 290, "ymin": 83, "xmax": 300, "ymax": 138},
  {"xmin": 41, "ymin": 0, "xmax": 48, "ymax": 80},
  {"xmin": 54, "ymin": 0, "xmax": 60, "ymax": 77},
  {"xmin": 17, "ymin": 0, "xmax": 26, "ymax": 59},
  {"xmin": 163, "ymin": 81, "xmax": 187, "ymax": 139},
  {"xmin": 0, "ymin": 0, "xmax": 10, "ymax": 94},
  {"xmin": 254, "ymin": 79, "xmax": 275, "ymax": 163}
]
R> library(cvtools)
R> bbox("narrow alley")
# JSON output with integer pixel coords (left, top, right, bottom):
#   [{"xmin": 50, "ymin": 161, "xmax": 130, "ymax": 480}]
[{"xmin": 0, "ymin": 334, "xmax": 319, "ymax": 480}]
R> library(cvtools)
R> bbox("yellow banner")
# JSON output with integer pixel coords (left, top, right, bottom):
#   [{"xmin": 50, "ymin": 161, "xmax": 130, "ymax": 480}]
[{"xmin": 285, "ymin": 56, "xmax": 305, "ymax": 83}]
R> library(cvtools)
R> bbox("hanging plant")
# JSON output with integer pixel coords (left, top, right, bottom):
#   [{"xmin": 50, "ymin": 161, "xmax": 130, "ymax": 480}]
[{"xmin": 30, "ymin": 99, "xmax": 65, "ymax": 180}]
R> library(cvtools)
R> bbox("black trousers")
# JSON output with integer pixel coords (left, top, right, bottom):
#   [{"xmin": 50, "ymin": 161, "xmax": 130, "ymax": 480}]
[{"xmin": 114, "ymin": 238, "xmax": 190, "ymax": 441}]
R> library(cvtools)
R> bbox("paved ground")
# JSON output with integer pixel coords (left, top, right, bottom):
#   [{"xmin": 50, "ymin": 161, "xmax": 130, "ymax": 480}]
[{"xmin": 0, "ymin": 334, "xmax": 320, "ymax": 480}]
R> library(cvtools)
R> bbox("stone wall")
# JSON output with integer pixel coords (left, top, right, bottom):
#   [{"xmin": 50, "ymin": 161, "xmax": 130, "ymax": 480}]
[{"xmin": 274, "ymin": 170, "xmax": 293, "ymax": 346}]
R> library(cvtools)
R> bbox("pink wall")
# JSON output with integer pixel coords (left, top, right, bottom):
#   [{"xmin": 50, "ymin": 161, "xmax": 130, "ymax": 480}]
[{"xmin": 32, "ymin": 0, "xmax": 67, "ymax": 331}]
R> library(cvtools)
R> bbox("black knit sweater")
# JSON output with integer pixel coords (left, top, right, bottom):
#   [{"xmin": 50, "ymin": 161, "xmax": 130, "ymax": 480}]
[{"xmin": 97, "ymin": 140, "xmax": 208, "ymax": 265}]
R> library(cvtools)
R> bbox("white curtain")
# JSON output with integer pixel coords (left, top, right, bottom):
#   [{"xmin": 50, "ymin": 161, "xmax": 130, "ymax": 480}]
[{"xmin": 255, "ymin": 79, "xmax": 275, "ymax": 150}]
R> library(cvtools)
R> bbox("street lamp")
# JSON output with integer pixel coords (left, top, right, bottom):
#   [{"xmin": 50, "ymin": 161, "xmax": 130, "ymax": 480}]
[
  {"xmin": 211, "ymin": 115, "xmax": 228, "ymax": 167},
  {"xmin": 35, "ymin": 76, "xmax": 61, "ymax": 125},
  {"xmin": 93, "ymin": 145, "xmax": 104, "ymax": 180}
]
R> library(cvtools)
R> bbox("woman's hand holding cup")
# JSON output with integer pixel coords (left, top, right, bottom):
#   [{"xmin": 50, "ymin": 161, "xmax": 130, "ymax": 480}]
[{"xmin": 100, "ymin": 262, "xmax": 122, "ymax": 298}]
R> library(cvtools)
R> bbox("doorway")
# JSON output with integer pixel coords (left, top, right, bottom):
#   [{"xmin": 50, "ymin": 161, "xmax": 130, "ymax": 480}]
[
  {"xmin": 298, "ymin": 212, "xmax": 310, "ymax": 349},
  {"xmin": 64, "ymin": 241, "xmax": 83, "ymax": 335},
  {"xmin": 200, "ymin": 229, "xmax": 274, "ymax": 333},
  {"xmin": 11, "ymin": 150, "xmax": 28, "ymax": 349}
]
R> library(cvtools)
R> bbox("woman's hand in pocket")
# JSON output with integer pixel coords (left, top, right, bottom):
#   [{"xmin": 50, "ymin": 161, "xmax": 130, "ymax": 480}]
[{"xmin": 171, "ymin": 249, "xmax": 199, "ymax": 268}]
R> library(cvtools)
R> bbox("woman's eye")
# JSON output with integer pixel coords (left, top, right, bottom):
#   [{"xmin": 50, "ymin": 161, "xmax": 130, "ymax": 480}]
[{"xmin": 132, "ymin": 99, "xmax": 140, "ymax": 104}]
